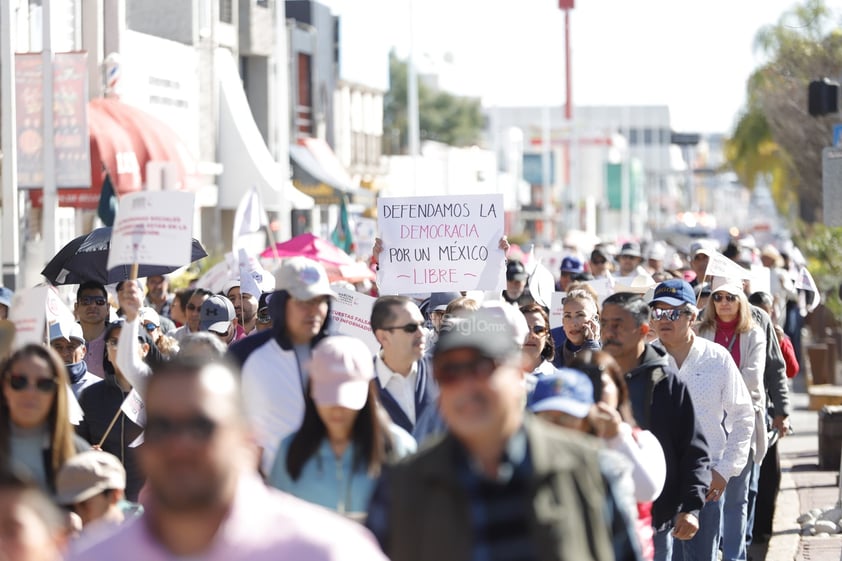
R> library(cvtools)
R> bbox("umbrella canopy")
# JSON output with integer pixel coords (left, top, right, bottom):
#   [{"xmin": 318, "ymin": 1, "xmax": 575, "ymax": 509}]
[
  {"xmin": 42, "ymin": 227, "xmax": 207, "ymax": 285},
  {"xmin": 261, "ymin": 233, "xmax": 374, "ymax": 283}
]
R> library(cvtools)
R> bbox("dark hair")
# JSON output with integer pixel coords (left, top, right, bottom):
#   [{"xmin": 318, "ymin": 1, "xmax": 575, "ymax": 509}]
[
  {"xmin": 286, "ymin": 382, "xmax": 392, "ymax": 481},
  {"xmin": 370, "ymin": 295, "xmax": 412, "ymax": 332},
  {"xmin": 0, "ymin": 345, "xmax": 76, "ymax": 488},
  {"xmin": 102, "ymin": 320, "xmax": 164, "ymax": 376},
  {"xmin": 602, "ymin": 292, "xmax": 651, "ymax": 326},
  {"xmin": 748, "ymin": 291, "xmax": 773, "ymax": 309},
  {"xmin": 77, "ymin": 281, "xmax": 107, "ymax": 300},
  {"xmin": 569, "ymin": 350, "xmax": 638, "ymax": 428},
  {"xmin": 520, "ymin": 303, "xmax": 554, "ymax": 362},
  {"xmin": 174, "ymin": 288, "xmax": 193, "ymax": 311},
  {"xmin": 189, "ymin": 288, "xmax": 215, "ymax": 301}
]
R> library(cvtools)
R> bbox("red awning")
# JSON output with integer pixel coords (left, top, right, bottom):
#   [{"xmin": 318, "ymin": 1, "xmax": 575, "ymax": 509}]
[{"xmin": 31, "ymin": 98, "xmax": 198, "ymax": 209}]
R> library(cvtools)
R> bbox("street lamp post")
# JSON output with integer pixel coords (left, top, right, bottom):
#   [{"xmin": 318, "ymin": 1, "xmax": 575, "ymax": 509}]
[{"xmin": 559, "ymin": 0, "xmax": 575, "ymax": 232}]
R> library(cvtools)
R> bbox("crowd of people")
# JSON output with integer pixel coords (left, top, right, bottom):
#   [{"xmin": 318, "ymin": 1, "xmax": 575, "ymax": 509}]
[{"xmin": 0, "ymin": 232, "xmax": 808, "ymax": 561}]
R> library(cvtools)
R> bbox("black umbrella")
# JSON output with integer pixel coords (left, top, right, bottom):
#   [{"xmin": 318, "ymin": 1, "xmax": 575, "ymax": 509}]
[{"xmin": 41, "ymin": 227, "xmax": 208, "ymax": 285}]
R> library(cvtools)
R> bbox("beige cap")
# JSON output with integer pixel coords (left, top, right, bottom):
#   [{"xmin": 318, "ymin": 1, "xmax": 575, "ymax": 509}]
[
  {"xmin": 711, "ymin": 276, "xmax": 744, "ymax": 296},
  {"xmin": 274, "ymin": 257, "xmax": 335, "ymax": 301},
  {"xmin": 55, "ymin": 450, "xmax": 126, "ymax": 505}
]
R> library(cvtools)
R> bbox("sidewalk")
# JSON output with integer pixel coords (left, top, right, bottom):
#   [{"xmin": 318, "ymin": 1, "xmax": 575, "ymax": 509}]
[{"xmin": 760, "ymin": 373, "xmax": 842, "ymax": 561}]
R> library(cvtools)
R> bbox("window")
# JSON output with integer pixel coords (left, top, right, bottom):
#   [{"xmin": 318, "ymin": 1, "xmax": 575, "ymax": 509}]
[{"xmin": 219, "ymin": 0, "xmax": 233, "ymax": 24}]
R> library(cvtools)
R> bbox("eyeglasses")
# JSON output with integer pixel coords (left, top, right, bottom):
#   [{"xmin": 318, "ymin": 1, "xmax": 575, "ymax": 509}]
[
  {"xmin": 186, "ymin": 303, "xmax": 199, "ymax": 311},
  {"xmin": 379, "ymin": 322, "xmax": 425, "ymax": 334},
  {"xmin": 434, "ymin": 355, "xmax": 498, "ymax": 386},
  {"xmin": 650, "ymin": 308, "xmax": 691, "ymax": 322},
  {"xmin": 144, "ymin": 415, "xmax": 218, "ymax": 444},
  {"xmin": 78, "ymin": 296, "xmax": 106, "ymax": 306},
  {"xmin": 105, "ymin": 338, "xmax": 119, "ymax": 348},
  {"xmin": 591, "ymin": 258, "xmax": 607, "ymax": 265},
  {"xmin": 712, "ymin": 293, "xmax": 739, "ymax": 303},
  {"xmin": 6, "ymin": 374, "xmax": 57, "ymax": 393},
  {"xmin": 143, "ymin": 323, "xmax": 158, "ymax": 332},
  {"xmin": 530, "ymin": 325, "xmax": 547, "ymax": 335}
]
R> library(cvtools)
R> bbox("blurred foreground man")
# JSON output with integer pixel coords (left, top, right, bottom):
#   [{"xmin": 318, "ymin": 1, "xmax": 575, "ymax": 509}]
[
  {"xmin": 0, "ymin": 471, "xmax": 68, "ymax": 561},
  {"xmin": 367, "ymin": 308, "xmax": 640, "ymax": 561},
  {"xmin": 70, "ymin": 356, "xmax": 387, "ymax": 560}
]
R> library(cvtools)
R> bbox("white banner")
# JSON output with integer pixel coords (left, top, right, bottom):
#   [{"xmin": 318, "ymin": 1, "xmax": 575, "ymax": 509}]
[
  {"xmin": 329, "ymin": 287, "xmax": 380, "ymax": 355},
  {"xmin": 120, "ymin": 388, "xmax": 147, "ymax": 427},
  {"xmin": 107, "ymin": 191, "xmax": 195, "ymax": 270},
  {"xmin": 703, "ymin": 250, "xmax": 753, "ymax": 280},
  {"xmin": 749, "ymin": 265, "xmax": 772, "ymax": 298},
  {"xmin": 377, "ymin": 194, "xmax": 505, "ymax": 294},
  {"xmin": 549, "ymin": 292, "xmax": 566, "ymax": 330}
]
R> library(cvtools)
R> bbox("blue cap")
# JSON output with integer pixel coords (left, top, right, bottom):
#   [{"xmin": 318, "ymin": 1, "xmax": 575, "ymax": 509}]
[
  {"xmin": 0, "ymin": 287, "xmax": 12, "ymax": 308},
  {"xmin": 560, "ymin": 256, "xmax": 584, "ymax": 274},
  {"xmin": 528, "ymin": 368, "xmax": 594, "ymax": 419},
  {"xmin": 649, "ymin": 279, "xmax": 696, "ymax": 307}
]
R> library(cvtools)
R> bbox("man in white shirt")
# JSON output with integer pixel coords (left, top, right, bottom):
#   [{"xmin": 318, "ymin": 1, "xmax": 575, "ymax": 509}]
[
  {"xmin": 648, "ymin": 279, "xmax": 754, "ymax": 561},
  {"xmin": 370, "ymin": 296, "xmax": 437, "ymax": 440}
]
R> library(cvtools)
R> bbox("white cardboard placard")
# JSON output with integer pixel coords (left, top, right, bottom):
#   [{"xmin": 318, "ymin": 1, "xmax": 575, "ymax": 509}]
[{"xmin": 329, "ymin": 287, "xmax": 380, "ymax": 355}]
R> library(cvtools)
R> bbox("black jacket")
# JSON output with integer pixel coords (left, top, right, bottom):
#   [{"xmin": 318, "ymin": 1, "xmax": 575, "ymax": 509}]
[
  {"xmin": 76, "ymin": 377, "xmax": 144, "ymax": 501},
  {"xmin": 626, "ymin": 344, "xmax": 711, "ymax": 530}
]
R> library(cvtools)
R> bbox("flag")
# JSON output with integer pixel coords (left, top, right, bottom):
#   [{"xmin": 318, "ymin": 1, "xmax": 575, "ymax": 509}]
[
  {"xmin": 233, "ymin": 186, "xmax": 268, "ymax": 250},
  {"xmin": 120, "ymin": 388, "xmax": 147, "ymax": 427},
  {"xmin": 796, "ymin": 265, "xmax": 820, "ymax": 313},
  {"xmin": 703, "ymin": 250, "xmax": 753, "ymax": 280},
  {"xmin": 331, "ymin": 194, "xmax": 354, "ymax": 254}
]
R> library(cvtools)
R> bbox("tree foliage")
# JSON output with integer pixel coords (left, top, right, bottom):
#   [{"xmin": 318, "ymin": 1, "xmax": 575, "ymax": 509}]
[
  {"xmin": 383, "ymin": 50, "xmax": 484, "ymax": 153},
  {"xmin": 726, "ymin": 0, "xmax": 842, "ymax": 223}
]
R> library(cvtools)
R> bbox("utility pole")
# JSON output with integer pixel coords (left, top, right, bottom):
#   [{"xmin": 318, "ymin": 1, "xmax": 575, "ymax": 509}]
[
  {"xmin": 407, "ymin": 0, "xmax": 420, "ymax": 195},
  {"xmin": 42, "ymin": 0, "xmax": 58, "ymax": 263},
  {"xmin": 559, "ymin": 0, "xmax": 575, "ymax": 231},
  {"xmin": 1, "ymin": 0, "xmax": 20, "ymax": 288}
]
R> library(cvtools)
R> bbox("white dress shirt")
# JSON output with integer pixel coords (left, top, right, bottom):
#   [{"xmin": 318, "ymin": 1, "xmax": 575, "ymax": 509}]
[
  {"xmin": 375, "ymin": 354, "xmax": 419, "ymax": 425},
  {"xmin": 654, "ymin": 335, "xmax": 754, "ymax": 480}
]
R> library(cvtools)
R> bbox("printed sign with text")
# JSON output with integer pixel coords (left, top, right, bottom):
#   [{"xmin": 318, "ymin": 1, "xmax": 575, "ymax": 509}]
[
  {"xmin": 377, "ymin": 194, "xmax": 505, "ymax": 294},
  {"xmin": 330, "ymin": 287, "xmax": 380, "ymax": 354},
  {"xmin": 107, "ymin": 191, "xmax": 195, "ymax": 271}
]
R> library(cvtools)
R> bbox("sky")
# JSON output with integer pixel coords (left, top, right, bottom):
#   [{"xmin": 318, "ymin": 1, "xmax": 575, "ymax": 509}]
[{"xmin": 322, "ymin": 0, "xmax": 842, "ymax": 134}]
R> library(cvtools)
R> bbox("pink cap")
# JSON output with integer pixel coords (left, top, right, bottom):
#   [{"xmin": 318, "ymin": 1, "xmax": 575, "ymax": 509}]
[{"xmin": 309, "ymin": 336, "xmax": 374, "ymax": 410}]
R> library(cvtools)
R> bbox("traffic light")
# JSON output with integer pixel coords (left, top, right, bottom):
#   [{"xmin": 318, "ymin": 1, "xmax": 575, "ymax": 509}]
[{"xmin": 809, "ymin": 78, "xmax": 839, "ymax": 116}]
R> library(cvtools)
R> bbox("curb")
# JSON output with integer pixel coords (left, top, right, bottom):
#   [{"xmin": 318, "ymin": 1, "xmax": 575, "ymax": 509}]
[{"xmin": 764, "ymin": 460, "xmax": 801, "ymax": 561}]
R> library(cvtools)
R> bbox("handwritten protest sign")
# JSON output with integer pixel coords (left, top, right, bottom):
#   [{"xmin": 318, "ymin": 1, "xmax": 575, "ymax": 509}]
[
  {"xmin": 749, "ymin": 265, "xmax": 772, "ymax": 298},
  {"xmin": 107, "ymin": 191, "xmax": 195, "ymax": 271},
  {"xmin": 377, "ymin": 194, "xmax": 505, "ymax": 294},
  {"xmin": 330, "ymin": 287, "xmax": 379, "ymax": 354}
]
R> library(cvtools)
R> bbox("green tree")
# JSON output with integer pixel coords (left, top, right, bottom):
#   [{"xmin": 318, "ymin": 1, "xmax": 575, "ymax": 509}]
[
  {"xmin": 730, "ymin": 0, "xmax": 842, "ymax": 223},
  {"xmin": 383, "ymin": 50, "xmax": 484, "ymax": 154}
]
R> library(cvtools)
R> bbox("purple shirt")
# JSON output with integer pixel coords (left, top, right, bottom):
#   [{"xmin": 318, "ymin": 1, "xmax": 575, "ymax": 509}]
[
  {"xmin": 83, "ymin": 328, "xmax": 106, "ymax": 379},
  {"xmin": 69, "ymin": 474, "xmax": 388, "ymax": 561}
]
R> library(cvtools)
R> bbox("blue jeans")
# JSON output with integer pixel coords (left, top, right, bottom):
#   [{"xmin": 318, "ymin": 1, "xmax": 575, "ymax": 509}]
[
  {"xmin": 672, "ymin": 500, "xmax": 723, "ymax": 561},
  {"xmin": 654, "ymin": 526, "xmax": 673, "ymax": 561},
  {"xmin": 720, "ymin": 458, "xmax": 756, "ymax": 561}
]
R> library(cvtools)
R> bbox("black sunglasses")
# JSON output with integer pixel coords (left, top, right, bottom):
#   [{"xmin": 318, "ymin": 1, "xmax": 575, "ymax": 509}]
[
  {"xmin": 144, "ymin": 415, "xmax": 218, "ymax": 444},
  {"xmin": 591, "ymin": 258, "xmax": 607, "ymax": 265},
  {"xmin": 7, "ymin": 374, "xmax": 57, "ymax": 393},
  {"xmin": 530, "ymin": 325, "xmax": 547, "ymax": 335},
  {"xmin": 78, "ymin": 296, "xmax": 106, "ymax": 306},
  {"xmin": 380, "ymin": 322, "xmax": 425, "ymax": 334},
  {"xmin": 434, "ymin": 355, "xmax": 497, "ymax": 386},
  {"xmin": 712, "ymin": 293, "xmax": 739, "ymax": 303}
]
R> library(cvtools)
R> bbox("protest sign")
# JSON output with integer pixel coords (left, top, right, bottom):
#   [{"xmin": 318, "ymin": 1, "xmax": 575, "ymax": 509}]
[
  {"xmin": 749, "ymin": 265, "xmax": 772, "ymax": 298},
  {"xmin": 330, "ymin": 287, "xmax": 379, "ymax": 354},
  {"xmin": 107, "ymin": 191, "xmax": 195, "ymax": 272},
  {"xmin": 121, "ymin": 388, "xmax": 147, "ymax": 427},
  {"xmin": 549, "ymin": 292, "xmax": 566, "ymax": 330},
  {"xmin": 584, "ymin": 277, "xmax": 615, "ymax": 304},
  {"xmin": 8, "ymin": 286, "xmax": 49, "ymax": 347},
  {"xmin": 377, "ymin": 194, "xmax": 505, "ymax": 294},
  {"xmin": 703, "ymin": 250, "xmax": 753, "ymax": 280}
]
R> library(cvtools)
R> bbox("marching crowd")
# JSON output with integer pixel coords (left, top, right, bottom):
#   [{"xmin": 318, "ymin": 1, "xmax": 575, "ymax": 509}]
[{"xmin": 0, "ymin": 234, "xmax": 807, "ymax": 561}]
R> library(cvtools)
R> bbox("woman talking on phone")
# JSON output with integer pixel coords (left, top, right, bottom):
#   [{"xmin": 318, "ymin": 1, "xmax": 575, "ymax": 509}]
[{"xmin": 555, "ymin": 289, "xmax": 602, "ymax": 366}]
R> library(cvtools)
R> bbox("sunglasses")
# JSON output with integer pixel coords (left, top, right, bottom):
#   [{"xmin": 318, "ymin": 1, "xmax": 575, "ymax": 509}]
[
  {"xmin": 530, "ymin": 325, "xmax": 547, "ymax": 335},
  {"xmin": 144, "ymin": 415, "xmax": 218, "ymax": 444},
  {"xmin": 186, "ymin": 303, "xmax": 200, "ymax": 311},
  {"xmin": 650, "ymin": 308, "xmax": 691, "ymax": 322},
  {"xmin": 78, "ymin": 296, "xmax": 106, "ymax": 306},
  {"xmin": 434, "ymin": 355, "xmax": 497, "ymax": 386},
  {"xmin": 380, "ymin": 322, "xmax": 424, "ymax": 334},
  {"xmin": 105, "ymin": 338, "xmax": 119, "ymax": 348},
  {"xmin": 712, "ymin": 293, "xmax": 739, "ymax": 303},
  {"xmin": 6, "ymin": 374, "xmax": 57, "ymax": 393},
  {"xmin": 143, "ymin": 323, "xmax": 158, "ymax": 332},
  {"xmin": 591, "ymin": 258, "xmax": 607, "ymax": 265}
]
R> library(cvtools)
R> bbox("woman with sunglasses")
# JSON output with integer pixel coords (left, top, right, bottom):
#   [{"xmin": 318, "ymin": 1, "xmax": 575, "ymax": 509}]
[
  {"xmin": 76, "ymin": 321, "xmax": 161, "ymax": 501},
  {"xmin": 519, "ymin": 304, "xmax": 556, "ymax": 393},
  {"xmin": 697, "ymin": 276, "xmax": 768, "ymax": 561},
  {"xmin": 268, "ymin": 337, "xmax": 414, "ymax": 519},
  {"xmin": 0, "ymin": 345, "xmax": 89, "ymax": 494}
]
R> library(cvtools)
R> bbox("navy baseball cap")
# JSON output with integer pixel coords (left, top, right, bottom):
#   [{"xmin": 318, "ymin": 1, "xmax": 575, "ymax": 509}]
[
  {"xmin": 506, "ymin": 261, "xmax": 527, "ymax": 281},
  {"xmin": 528, "ymin": 368, "xmax": 594, "ymax": 419},
  {"xmin": 649, "ymin": 279, "xmax": 696, "ymax": 307},
  {"xmin": 560, "ymin": 256, "xmax": 584, "ymax": 274}
]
